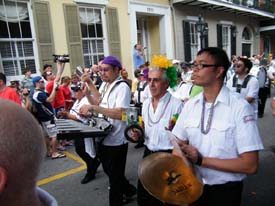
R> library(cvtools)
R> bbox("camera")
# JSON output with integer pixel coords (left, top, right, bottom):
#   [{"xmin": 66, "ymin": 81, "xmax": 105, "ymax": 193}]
[
  {"xmin": 53, "ymin": 54, "xmax": 70, "ymax": 63},
  {"xmin": 22, "ymin": 89, "xmax": 31, "ymax": 96}
]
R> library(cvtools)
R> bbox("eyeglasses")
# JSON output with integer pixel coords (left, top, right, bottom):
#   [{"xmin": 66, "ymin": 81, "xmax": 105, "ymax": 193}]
[
  {"xmin": 191, "ymin": 63, "xmax": 219, "ymax": 70},
  {"xmin": 38, "ymin": 80, "xmax": 44, "ymax": 83},
  {"xmin": 148, "ymin": 78, "xmax": 161, "ymax": 83}
]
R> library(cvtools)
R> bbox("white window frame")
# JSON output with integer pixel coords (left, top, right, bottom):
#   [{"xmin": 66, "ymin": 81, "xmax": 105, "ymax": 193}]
[
  {"xmin": 189, "ymin": 22, "xmax": 199, "ymax": 61},
  {"xmin": 222, "ymin": 25, "xmax": 231, "ymax": 57},
  {"xmin": 0, "ymin": 0, "xmax": 39, "ymax": 82},
  {"xmin": 78, "ymin": 5, "xmax": 108, "ymax": 67},
  {"xmin": 241, "ymin": 27, "xmax": 253, "ymax": 57}
]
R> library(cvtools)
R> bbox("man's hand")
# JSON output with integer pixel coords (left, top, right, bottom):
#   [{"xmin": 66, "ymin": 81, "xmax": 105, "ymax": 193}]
[
  {"xmin": 81, "ymin": 73, "xmax": 92, "ymax": 83},
  {"xmin": 58, "ymin": 110, "xmax": 68, "ymax": 118},
  {"xmin": 79, "ymin": 104, "xmax": 94, "ymax": 116},
  {"xmin": 178, "ymin": 142, "xmax": 201, "ymax": 165}
]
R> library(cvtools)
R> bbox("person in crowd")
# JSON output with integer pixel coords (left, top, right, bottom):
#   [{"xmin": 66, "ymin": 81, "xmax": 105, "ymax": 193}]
[
  {"xmin": 226, "ymin": 55, "xmax": 237, "ymax": 81},
  {"xmin": 80, "ymin": 55, "xmax": 136, "ymax": 206},
  {"xmin": 181, "ymin": 62, "xmax": 192, "ymax": 83},
  {"xmin": 60, "ymin": 76, "xmax": 73, "ymax": 110},
  {"xmin": 0, "ymin": 99, "xmax": 58, "ymax": 206},
  {"xmin": 32, "ymin": 62, "xmax": 66, "ymax": 160},
  {"xmin": 267, "ymin": 54, "xmax": 275, "ymax": 97},
  {"xmin": 172, "ymin": 47, "xmax": 263, "ymax": 206},
  {"xmin": 9, "ymin": 79, "xmax": 32, "ymax": 110},
  {"xmin": 45, "ymin": 71, "xmax": 66, "ymax": 115},
  {"xmin": 257, "ymin": 59, "xmax": 269, "ymax": 118},
  {"xmin": 131, "ymin": 67, "xmax": 142, "ymax": 96},
  {"xmin": 71, "ymin": 74, "xmax": 81, "ymax": 99},
  {"xmin": 58, "ymin": 84, "xmax": 100, "ymax": 184},
  {"xmin": 42, "ymin": 64, "xmax": 53, "ymax": 86},
  {"xmin": 133, "ymin": 68, "xmax": 150, "ymax": 107},
  {"xmin": 21, "ymin": 67, "xmax": 35, "ymax": 97},
  {"xmin": 132, "ymin": 67, "xmax": 150, "ymax": 149},
  {"xmin": 0, "ymin": 72, "xmax": 21, "ymax": 104},
  {"xmin": 226, "ymin": 57, "xmax": 259, "ymax": 119},
  {"xmin": 91, "ymin": 63, "xmax": 103, "ymax": 90},
  {"xmin": 121, "ymin": 68, "xmax": 132, "ymax": 89},
  {"xmin": 133, "ymin": 44, "xmax": 145, "ymax": 70},
  {"xmin": 134, "ymin": 55, "xmax": 184, "ymax": 206}
]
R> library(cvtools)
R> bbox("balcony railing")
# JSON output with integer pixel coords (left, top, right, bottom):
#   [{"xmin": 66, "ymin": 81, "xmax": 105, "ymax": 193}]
[{"xmin": 227, "ymin": 0, "xmax": 275, "ymax": 12}]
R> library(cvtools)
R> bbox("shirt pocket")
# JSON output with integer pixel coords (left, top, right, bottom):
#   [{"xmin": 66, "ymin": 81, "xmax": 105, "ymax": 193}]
[
  {"xmin": 210, "ymin": 122, "xmax": 236, "ymax": 157},
  {"xmin": 184, "ymin": 118, "xmax": 201, "ymax": 147}
]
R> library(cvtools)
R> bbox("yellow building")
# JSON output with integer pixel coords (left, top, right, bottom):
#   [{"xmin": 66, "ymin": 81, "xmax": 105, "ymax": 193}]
[{"xmin": 0, "ymin": 0, "xmax": 175, "ymax": 82}]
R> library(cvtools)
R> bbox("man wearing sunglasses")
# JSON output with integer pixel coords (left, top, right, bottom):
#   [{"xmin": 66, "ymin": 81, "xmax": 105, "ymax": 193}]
[
  {"xmin": 32, "ymin": 61, "xmax": 66, "ymax": 160},
  {"xmin": 172, "ymin": 47, "xmax": 263, "ymax": 206},
  {"xmin": 226, "ymin": 58, "xmax": 259, "ymax": 119}
]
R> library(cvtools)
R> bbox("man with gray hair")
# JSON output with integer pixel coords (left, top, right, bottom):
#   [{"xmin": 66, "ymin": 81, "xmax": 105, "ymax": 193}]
[{"xmin": 0, "ymin": 99, "xmax": 57, "ymax": 206}]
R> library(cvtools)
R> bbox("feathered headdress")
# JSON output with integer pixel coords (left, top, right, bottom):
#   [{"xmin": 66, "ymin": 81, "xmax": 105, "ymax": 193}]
[{"xmin": 151, "ymin": 55, "xmax": 178, "ymax": 89}]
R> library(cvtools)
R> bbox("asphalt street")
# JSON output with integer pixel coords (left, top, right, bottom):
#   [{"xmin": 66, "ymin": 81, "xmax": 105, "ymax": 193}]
[{"xmin": 39, "ymin": 93, "xmax": 275, "ymax": 206}]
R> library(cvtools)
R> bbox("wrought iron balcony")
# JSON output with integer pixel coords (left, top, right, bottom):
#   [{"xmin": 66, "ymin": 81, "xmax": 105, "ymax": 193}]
[
  {"xmin": 172, "ymin": 0, "xmax": 275, "ymax": 19},
  {"xmin": 231, "ymin": 0, "xmax": 275, "ymax": 13}
]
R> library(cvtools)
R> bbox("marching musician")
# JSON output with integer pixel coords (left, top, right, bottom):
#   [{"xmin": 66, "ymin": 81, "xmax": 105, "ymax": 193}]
[
  {"xmin": 80, "ymin": 56, "xmax": 136, "ymax": 206},
  {"xmin": 134, "ymin": 55, "xmax": 184, "ymax": 206},
  {"xmin": 172, "ymin": 47, "xmax": 263, "ymax": 206},
  {"xmin": 58, "ymin": 84, "xmax": 100, "ymax": 184}
]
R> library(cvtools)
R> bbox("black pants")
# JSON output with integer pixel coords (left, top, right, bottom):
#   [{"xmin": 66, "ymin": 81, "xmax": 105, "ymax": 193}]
[
  {"xmin": 191, "ymin": 181, "xmax": 243, "ymax": 206},
  {"xmin": 98, "ymin": 143, "xmax": 133, "ymax": 206},
  {"xmin": 258, "ymin": 87, "xmax": 268, "ymax": 116},
  {"xmin": 137, "ymin": 146, "xmax": 173, "ymax": 206},
  {"xmin": 74, "ymin": 138, "xmax": 99, "ymax": 174}
]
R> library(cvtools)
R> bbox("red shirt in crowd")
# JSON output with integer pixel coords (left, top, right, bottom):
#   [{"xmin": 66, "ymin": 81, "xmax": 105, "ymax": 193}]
[
  {"xmin": 59, "ymin": 85, "xmax": 73, "ymax": 110},
  {"xmin": 0, "ymin": 86, "xmax": 21, "ymax": 105},
  {"xmin": 46, "ymin": 81, "xmax": 65, "ymax": 109}
]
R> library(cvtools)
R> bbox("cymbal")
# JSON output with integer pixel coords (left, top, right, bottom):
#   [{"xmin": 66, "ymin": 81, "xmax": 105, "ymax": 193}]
[{"xmin": 138, "ymin": 152, "xmax": 203, "ymax": 205}]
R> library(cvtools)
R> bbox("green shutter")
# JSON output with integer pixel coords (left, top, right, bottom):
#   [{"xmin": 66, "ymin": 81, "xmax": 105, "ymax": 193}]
[
  {"xmin": 63, "ymin": 4, "xmax": 84, "ymax": 72},
  {"xmin": 183, "ymin": 21, "xmax": 191, "ymax": 62},
  {"xmin": 231, "ymin": 26, "xmax": 237, "ymax": 55},
  {"xmin": 106, "ymin": 7, "xmax": 121, "ymax": 60},
  {"xmin": 217, "ymin": 24, "xmax": 222, "ymax": 49},
  {"xmin": 33, "ymin": 1, "xmax": 54, "ymax": 72}
]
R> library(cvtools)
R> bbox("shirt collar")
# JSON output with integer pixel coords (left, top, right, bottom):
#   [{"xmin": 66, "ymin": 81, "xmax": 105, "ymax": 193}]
[{"xmin": 193, "ymin": 85, "xmax": 230, "ymax": 107}]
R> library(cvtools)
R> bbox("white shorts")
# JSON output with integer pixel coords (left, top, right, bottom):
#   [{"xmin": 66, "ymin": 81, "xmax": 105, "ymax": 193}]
[{"xmin": 41, "ymin": 120, "xmax": 57, "ymax": 138}]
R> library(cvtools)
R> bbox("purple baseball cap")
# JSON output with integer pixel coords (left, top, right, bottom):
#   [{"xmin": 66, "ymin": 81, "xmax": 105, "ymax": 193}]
[{"xmin": 102, "ymin": 56, "xmax": 122, "ymax": 70}]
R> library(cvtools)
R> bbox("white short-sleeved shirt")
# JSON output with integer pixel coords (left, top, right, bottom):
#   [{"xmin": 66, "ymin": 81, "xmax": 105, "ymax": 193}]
[
  {"xmin": 133, "ymin": 82, "xmax": 150, "ymax": 104},
  {"xmin": 268, "ymin": 65, "xmax": 275, "ymax": 79},
  {"xmin": 142, "ymin": 92, "xmax": 184, "ymax": 151},
  {"xmin": 170, "ymin": 82, "xmax": 193, "ymax": 100},
  {"xmin": 99, "ymin": 79, "xmax": 131, "ymax": 146},
  {"xmin": 226, "ymin": 74, "xmax": 259, "ymax": 117},
  {"xmin": 70, "ymin": 96, "xmax": 90, "ymax": 124},
  {"xmin": 70, "ymin": 96, "xmax": 96, "ymax": 158},
  {"xmin": 172, "ymin": 86, "xmax": 263, "ymax": 185}
]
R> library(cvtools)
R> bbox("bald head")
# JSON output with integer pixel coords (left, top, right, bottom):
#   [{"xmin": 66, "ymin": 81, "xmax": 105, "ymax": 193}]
[{"xmin": 0, "ymin": 99, "xmax": 45, "ymax": 192}]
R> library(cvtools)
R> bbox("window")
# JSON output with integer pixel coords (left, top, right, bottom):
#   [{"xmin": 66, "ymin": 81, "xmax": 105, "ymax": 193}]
[
  {"xmin": 242, "ymin": 27, "xmax": 251, "ymax": 40},
  {"xmin": 79, "ymin": 7, "xmax": 105, "ymax": 67},
  {"xmin": 190, "ymin": 22, "xmax": 199, "ymax": 61},
  {"xmin": 0, "ymin": 0, "xmax": 36, "ymax": 76},
  {"xmin": 242, "ymin": 27, "xmax": 252, "ymax": 57},
  {"xmin": 222, "ymin": 25, "xmax": 230, "ymax": 56}
]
